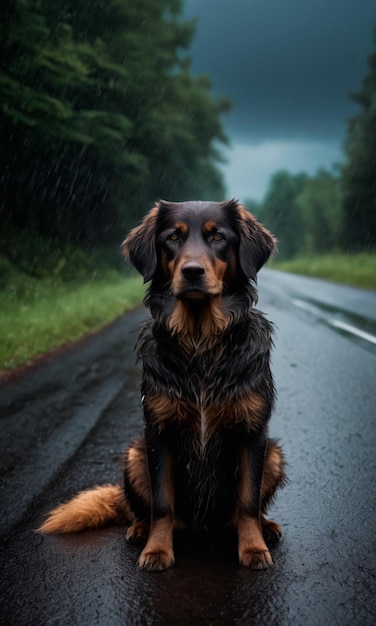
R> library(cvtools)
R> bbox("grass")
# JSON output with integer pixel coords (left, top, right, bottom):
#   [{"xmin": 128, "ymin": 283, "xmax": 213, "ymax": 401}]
[
  {"xmin": 1, "ymin": 251, "xmax": 374, "ymax": 373},
  {"xmin": 269, "ymin": 252, "xmax": 376, "ymax": 290},
  {"xmin": 0, "ymin": 269, "xmax": 145, "ymax": 371}
]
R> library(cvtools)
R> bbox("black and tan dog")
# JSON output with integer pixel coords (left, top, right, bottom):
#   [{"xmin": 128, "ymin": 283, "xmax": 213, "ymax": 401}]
[{"xmin": 39, "ymin": 199, "xmax": 286, "ymax": 571}]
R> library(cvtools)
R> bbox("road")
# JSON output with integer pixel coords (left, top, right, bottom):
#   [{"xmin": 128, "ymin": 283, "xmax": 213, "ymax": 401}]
[{"xmin": 1, "ymin": 269, "xmax": 375, "ymax": 625}]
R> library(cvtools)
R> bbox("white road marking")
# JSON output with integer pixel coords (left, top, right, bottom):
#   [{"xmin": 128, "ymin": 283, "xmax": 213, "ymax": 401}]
[
  {"xmin": 292, "ymin": 299, "xmax": 321, "ymax": 315},
  {"xmin": 330, "ymin": 320, "xmax": 376, "ymax": 345},
  {"xmin": 292, "ymin": 298, "xmax": 376, "ymax": 346}
]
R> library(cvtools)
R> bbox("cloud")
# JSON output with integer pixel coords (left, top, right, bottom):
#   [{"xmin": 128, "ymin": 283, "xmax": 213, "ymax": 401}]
[
  {"xmin": 185, "ymin": 0, "xmax": 375, "ymax": 142},
  {"xmin": 220, "ymin": 140, "xmax": 342, "ymax": 202},
  {"xmin": 184, "ymin": 0, "xmax": 374, "ymax": 200}
]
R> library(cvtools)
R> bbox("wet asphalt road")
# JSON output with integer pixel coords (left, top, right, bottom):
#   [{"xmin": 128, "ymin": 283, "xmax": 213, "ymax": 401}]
[{"xmin": 1, "ymin": 269, "xmax": 375, "ymax": 625}]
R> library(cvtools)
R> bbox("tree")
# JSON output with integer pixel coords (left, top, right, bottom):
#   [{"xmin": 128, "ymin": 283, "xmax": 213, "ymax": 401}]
[
  {"xmin": 0, "ymin": 0, "xmax": 229, "ymax": 267},
  {"xmin": 295, "ymin": 168, "xmax": 342, "ymax": 254},
  {"xmin": 257, "ymin": 171, "xmax": 307, "ymax": 259},
  {"xmin": 341, "ymin": 29, "xmax": 376, "ymax": 251}
]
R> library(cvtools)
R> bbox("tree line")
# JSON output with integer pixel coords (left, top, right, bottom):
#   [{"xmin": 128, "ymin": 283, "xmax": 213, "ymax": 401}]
[
  {"xmin": 248, "ymin": 167, "xmax": 342, "ymax": 261},
  {"xmin": 252, "ymin": 30, "xmax": 376, "ymax": 260},
  {"xmin": 0, "ymin": 0, "xmax": 229, "ymax": 259}
]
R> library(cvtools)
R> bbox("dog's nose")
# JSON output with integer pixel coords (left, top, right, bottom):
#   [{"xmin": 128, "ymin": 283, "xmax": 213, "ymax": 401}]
[{"xmin": 181, "ymin": 261, "xmax": 205, "ymax": 281}]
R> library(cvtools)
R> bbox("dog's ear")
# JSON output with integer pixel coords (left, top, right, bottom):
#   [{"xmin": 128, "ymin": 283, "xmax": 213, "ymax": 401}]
[
  {"xmin": 121, "ymin": 206, "xmax": 159, "ymax": 283},
  {"xmin": 236, "ymin": 204, "xmax": 276, "ymax": 279}
]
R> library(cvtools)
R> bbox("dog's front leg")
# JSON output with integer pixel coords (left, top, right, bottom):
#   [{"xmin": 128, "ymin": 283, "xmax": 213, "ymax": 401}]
[
  {"xmin": 138, "ymin": 425, "xmax": 175, "ymax": 571},
  {"xmin": 235, "ymin": 433, "xmax": 273, "ymax": 570}
]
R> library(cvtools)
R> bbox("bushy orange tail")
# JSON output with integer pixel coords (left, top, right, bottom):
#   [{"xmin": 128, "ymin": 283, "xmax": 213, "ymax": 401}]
[{"xmin": 37, "ymin": 484, "xmax": 132, "ymax": 534}]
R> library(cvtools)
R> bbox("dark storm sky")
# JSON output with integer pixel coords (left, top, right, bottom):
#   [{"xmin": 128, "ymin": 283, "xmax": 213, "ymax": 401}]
[{"xmin": 183, "ymin": 0, "xmax": 375, "ymax": 200}]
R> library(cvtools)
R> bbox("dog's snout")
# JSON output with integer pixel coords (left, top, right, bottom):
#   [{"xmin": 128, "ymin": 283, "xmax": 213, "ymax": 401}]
[{"xmin": 181, "ymin": 261, "xmax": 205, "ymax": 282}]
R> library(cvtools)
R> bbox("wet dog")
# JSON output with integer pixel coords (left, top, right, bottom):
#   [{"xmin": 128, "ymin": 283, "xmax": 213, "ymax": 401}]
[{"xmin": 38, "ymin": 199, "xmax": 286, "ymax": 571}]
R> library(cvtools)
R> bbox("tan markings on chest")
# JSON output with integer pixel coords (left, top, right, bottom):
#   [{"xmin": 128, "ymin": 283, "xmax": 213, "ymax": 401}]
[{"xmin": 144, "ymin": 389, "xmax": 267, "ymax": 449}]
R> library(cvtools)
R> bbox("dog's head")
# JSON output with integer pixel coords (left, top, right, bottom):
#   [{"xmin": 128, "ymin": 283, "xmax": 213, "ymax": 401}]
[{"xmin": 122, "ymin": 200, "xmax": 276, "ymax": 299}]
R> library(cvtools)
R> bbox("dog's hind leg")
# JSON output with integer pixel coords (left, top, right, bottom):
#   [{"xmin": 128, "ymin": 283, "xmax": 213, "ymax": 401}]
[
  {"xmin": 123, "ymin": 437, "xmax": 151, "ymax": 544},
  {"xmin": 260, "ymin": 438, "xmax": 287, "ymax": 542}
]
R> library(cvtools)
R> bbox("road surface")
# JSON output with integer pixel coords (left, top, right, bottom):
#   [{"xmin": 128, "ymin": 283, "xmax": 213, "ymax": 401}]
[{"xmin": 1, "ymin": 269, "xmax": 375, "ymax": 625}]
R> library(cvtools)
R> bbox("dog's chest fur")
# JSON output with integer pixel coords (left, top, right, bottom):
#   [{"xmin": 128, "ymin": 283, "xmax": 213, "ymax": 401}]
[{"xmin": 137, "ymin": 308, "xmax": 274, "ymax": 448}]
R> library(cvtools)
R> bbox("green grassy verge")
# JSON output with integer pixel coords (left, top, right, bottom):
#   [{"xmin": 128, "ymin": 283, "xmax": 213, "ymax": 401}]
[
  {"xmin": 0, "ymin": 270, "xmax": 145, "ymax": 371},
  {"xmin": 1, "ymin": 251, "xmax": 374, "ymax": 373},
  {"xmin": 269, "ymin": 253, "xmax": 376, "ymax": 290}
]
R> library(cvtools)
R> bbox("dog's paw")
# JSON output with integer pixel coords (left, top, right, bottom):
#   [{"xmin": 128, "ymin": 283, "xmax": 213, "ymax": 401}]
[
  {"xmin": 126, "ymin": 521, "xmax": 149, "ymax": 544},
  {"xmin": 138, "ymin": 547, "xmax": 175, "ymax": 571},
  {"xmin": 262, "ymin": 518, "xmax": 282, "ymax": 543},
  {"xmin": 239, "ymin": 548, "xmax": 273, "ymax": 570}
]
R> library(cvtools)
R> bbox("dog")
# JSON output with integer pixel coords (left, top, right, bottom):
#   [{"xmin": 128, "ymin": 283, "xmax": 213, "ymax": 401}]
[{"xmin": 38, "ymin": 199, "xmax": 286, "ymax": 571}]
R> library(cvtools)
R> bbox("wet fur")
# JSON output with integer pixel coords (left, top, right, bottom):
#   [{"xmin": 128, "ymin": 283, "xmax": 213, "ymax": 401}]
[{"xmin": 38, "ymin": 199, "xmax": 286, "ymax": 571}]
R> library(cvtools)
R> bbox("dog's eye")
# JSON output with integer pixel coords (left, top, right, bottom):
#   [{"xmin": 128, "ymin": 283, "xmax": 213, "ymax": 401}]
[
  {"xmin": 168, "ymin": 233, "xmax": 179, "ymax": 242},
  {"xmin": 211, "ymin": 232, "xmax": 224, "ymax": 242}
]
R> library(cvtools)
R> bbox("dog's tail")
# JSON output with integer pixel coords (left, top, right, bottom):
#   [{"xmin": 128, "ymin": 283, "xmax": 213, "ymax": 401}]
[{"xmin": 37, "ymin": 484, "xmax": 133, "ymax": 534}]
